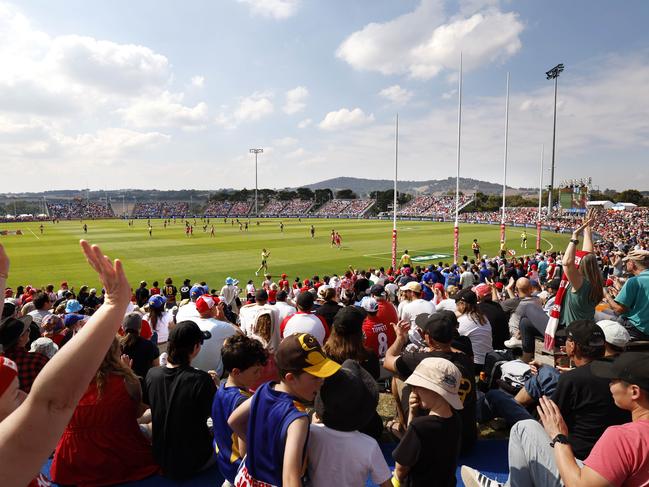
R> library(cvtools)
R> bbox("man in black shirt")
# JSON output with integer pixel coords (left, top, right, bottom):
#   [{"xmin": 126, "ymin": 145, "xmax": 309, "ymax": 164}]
[
  {"xmin": 179, "ymin": 278, "xmax": 191, "ymax": 301},
  {"xmin": 135, "ymin": 281, "xmax": 149, "ymax": 308},
  {"xmin": 475, "ymin": 283, "xmax": 509, "ymax": 349},
  {"xmin": 384, "ymin": 310, "xmax": 477, "ymax": 454},
  {"xmin": 145, "ymin": 321, "xmax": 216, "ymax": 479}
]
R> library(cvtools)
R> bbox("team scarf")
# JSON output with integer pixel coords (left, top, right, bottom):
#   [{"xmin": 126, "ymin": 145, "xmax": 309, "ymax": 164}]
[{"xmin": 544, "ymin": 250, "xmax": 589, "ymax": 351}]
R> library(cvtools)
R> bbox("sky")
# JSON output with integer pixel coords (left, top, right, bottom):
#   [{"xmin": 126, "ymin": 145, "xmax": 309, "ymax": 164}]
[{"xmin": 0, "ymin": 0, "xmax": 648, "ymax": 193}]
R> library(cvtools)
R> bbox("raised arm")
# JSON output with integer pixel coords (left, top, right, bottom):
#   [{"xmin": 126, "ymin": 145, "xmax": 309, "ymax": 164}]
[
  {"xmin": 0, "ymin": 240, "xmax": 131, "ymax": 487},
  {"xmin": 563, "ymin": 219, "xmax": 592, "ymax": 291}
]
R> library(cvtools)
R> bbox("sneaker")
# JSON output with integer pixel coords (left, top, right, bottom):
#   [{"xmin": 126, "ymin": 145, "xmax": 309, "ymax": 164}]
[
  {"xmin": 255, "ymin": 271, "xmax": 258, "ymax": 276},
  {"xmin": 504, "ymin": 337, "xmax": 522, "ymax": 348},
  {"xmin": 461, "ymin": 466, "xmax": 503, "ymax": 487}
]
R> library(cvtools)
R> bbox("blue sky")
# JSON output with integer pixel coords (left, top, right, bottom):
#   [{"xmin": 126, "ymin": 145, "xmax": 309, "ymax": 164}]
[{"xmin": 1, "ymin": 0, "xmax": 648, "ymax": 192}]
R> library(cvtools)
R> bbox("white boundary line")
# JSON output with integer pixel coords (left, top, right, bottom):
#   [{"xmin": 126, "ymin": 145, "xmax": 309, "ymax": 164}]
[{"xmin": 28, "ymin": 228, "xmax": 40, "ymax": 240}]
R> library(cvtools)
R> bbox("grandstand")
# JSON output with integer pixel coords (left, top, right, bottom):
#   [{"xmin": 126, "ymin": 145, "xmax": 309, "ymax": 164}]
[
  {"xmin": 338, "ymin": 199, "xmax": 376, "ymax": 217},
  {"xmin": 131, "ymin": 202, "xmax": 188, "ymax": 218},
  {"xmin": 314, "ymin": 199, "xmax": 351, "ymax": 216},
  {"xmin": 397, "ymin": 195, "xmax": 473, "ymax": 217},
  {"xmin": 259, "ymin": 199, "xmax": 287, "ymax": 216},
  {"xmin": 47, "ymin": 200, "xmax": 115, "ymax": 219},
  {"xmin": 278, "ymin": 199, "xmax": 314, "ymax": 216},
  {"xmin": 229, "ymin": 201, "xmax": 252, "ymax": 217},
  {"xmin": 203, "ymin": 201, "xmax": 233, "ymax": 217}
]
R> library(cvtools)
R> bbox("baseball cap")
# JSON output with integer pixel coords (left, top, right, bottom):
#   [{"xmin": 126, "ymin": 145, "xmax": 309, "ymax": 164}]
[
  {"xmin": 190, "ymin": 285, "xmax": 206, "ymax": 300},
  {"xmin": 0, "ymin": 315, "xmax": 33, "ymax": 349},
  {"xmin": 556, "ymin": 320, "xmax": 605, "ymax": 348},
  {"xmin": 0, "ymin": 356, "xmax": 18, "ymax": 397},
  {"xmin": 281, "ymin": 273, "xmax": 288, "ymax": 278},
  {"xmin": 360, "ymin": 297, "xmax": 379, "ymax": 313},
  {"xmin": 414, "ymin": 311, "xmax": 458, "ymax": 343},
  {"xmin": 369, "ymin": 284, "xmax": 386, "ymax": 297},
  {"xmin": 196, "ymin": 295, "xmax": 220, "ymax": 314},
  {"xmin": 65, "ymin": 299, "xmax": 83, "ymax": 313},
  {"xmin": 402, "ymin": 281, "xmax": 422, "ymax": 293},
  {"xmin": 405, "ymin": 357, "xmax": 464, "ymax": 410},
  {"xmin": 148, "ymin": 295, "xmax": 167, "ymax": 309},
  {"xmin": 317, "ymin": 285, "xmax": 332, "ymax": 299},
  {"xmin": 122, "ymin": 312, "xmax": 143, "ymax": 332},
  {"xmin": 169, "ymin": 320, "xmax": 211, "ymax": 347},
  {"xmin": 473, "ymin": 283, "xmax": 491, "ymax": 299},
  {"xmin": 495, "ymin": 282, "xmax": 504, "ymax": 290},
  {"xmin": 296, "ymin": 291, "xmax": 315, "ymax": 309},
  {"xmin": 454, "ymin": 288, "xmax": 477, "ymax": 306},
  {"xmin": 29, "ymin": 337, "xmax": 58, "ymax": 359},
  {"xmin": 622, "ymin": 249, "xmax": 649, "ymax": 264},
  {"xmin": 591, "ymin": 352, "xmax": 649, "ymax": 392},
  {"xmin": 597, "ymin": 320, "xmax": 631, "ymax": 348},
  {"xmin": 64, "ymin": 313, "xmax": 86, "ymax": 328},
  {"xmin": 275, "ymin": 333, "xmax": 341, "ymax": 378}
]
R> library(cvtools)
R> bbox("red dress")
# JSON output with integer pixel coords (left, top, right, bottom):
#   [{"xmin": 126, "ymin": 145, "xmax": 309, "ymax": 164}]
[{"xmin": 51, "ymin": 374, "xmax": 159, "ymax": 486}]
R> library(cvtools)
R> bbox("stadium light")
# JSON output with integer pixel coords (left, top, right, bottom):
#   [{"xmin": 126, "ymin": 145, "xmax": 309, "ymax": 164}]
[
  {"xmin": 250, "ymin": 148, "xmax": 263, "ymax": 216},
  {"xmin": 546, "ymin": 63, "xmax": 564, "ymax": 216}
]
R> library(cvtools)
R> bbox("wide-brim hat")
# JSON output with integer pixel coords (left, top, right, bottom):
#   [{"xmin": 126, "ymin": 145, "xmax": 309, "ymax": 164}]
[
  {"xmin": 405, "ymin": 357, "xmax": 464, "ymax": 410},
  {"xmin": 315, "ymin": 359, "xmax": 378, "ymax": 431}
]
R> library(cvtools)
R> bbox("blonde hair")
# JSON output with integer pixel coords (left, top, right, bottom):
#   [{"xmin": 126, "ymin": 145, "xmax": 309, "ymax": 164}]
[
  {"xmin": 95, "ymin": 337, "xmax": 139, "ymax": 396},
  {"xmin": 252, "ymin": 311, "xmax": 273, "ymax": 347}
]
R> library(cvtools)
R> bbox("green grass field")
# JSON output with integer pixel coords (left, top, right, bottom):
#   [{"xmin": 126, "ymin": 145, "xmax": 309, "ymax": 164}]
[{"xmin": 0, "ymin": 218, "xmax": 570, "ymax": 290}]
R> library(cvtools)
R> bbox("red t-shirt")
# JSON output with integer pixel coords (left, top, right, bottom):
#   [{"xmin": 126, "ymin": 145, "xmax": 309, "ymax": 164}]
[
  {"xmin": 278, "ymin": 280, "xmax": 289, "ymax": 291},
  {"xmin": 149, "ymin": 287, "xmax": 160, "ymax": 296},
  {"xmin": 375, "ymin": 300, "xmax": 398, "ymax": 329},
  {"xmin": 362, "ymin": 315, "xmax": 396, "ymax": 358}
]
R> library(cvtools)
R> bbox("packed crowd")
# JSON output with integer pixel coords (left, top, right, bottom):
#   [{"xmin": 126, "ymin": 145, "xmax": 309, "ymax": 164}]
[
  {"xmin": 203, "ymin": 201, "xmax": 233, "ymax": 216},
  {"xmin": 1, "ymin": 205, "xmax": 648, "ymax": 487},
  {"xmin": 278, "ymin": 199, "xmax": 314, "ymax": 215},
  {"xmin": 259, "ymin": 199, "xmax": 287, "ymax": 215},
  {"xmin": 229, "ymin": 202, "xmax": 252, "ymax": 216},
  {"xmin": 131, "ymin": 202, "xmax": 189, "ymax": 218},
  {"xmin": 398, "ymin": 195, "xmax": 474, "ymax": 217},
  {"xmin": 47, "ymin": 201, "xmax": 115, "ymax": 220},
  {"xmin": 314, "ymin": 199, "xmax": 352, "ymax": 216},
  {"xmin": 338, "ymin": 199, "xmax": 376, "ymax": 216}
]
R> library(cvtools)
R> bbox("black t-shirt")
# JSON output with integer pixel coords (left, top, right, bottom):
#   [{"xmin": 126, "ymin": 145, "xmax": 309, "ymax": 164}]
[
  {"xmin": 135, "ymin": 287, "xmax": 150, "ymax": 307},
  {"xmin": 551, "ymin": 360, "xmax": 631, "ymax": 459},
  {"xmin": 393, "ymin": 413, "xmax": 461, "ymax": 487},
  {"xmin": 479, "ymin": 300, "xmax": 509, "ymax": 350},
  {"xmin": 314, "ymin": 301, "xmax": 341, "ymax": 327},
  {"xmin": 396, "ymin": 350, "xmax": 476, "ymax": 454},
  {"xmin": 145, "ymin": 365, "xmax": 217, "ymax": 479},
  {"xmin": 122, "ymin": 337, "xmax": 159, "ymax": 382},
  {"xmin": 180, "ymin": 285, "xmax": 191, "ymax": 301}
]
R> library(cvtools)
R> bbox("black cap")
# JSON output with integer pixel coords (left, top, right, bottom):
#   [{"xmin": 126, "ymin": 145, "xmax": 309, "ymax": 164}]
[
  {"xmin": 296, "ymin": 291, "xmax": 315, "ymax": 310},
  {"xmin": 0, "ymin": 315, "xmax": 33, "ymax": 348},
  {"xmin": 255, "ymin": 289, "xmax": 269, "ymax": 302},
  {"xmin": 370, "ymin": 284, "xmax": 386, "ymax": 297},
  {"xmin": 591, "ymin": 352, "xmax": 649, "ymax": 392},
  {"xmin": 332, "ymin": 306, "xmax": 365, "ymax": 336},
  {"xmin": 556, "ymin": 320, "xmax": 605, "ymax": 348},
  {"xmin": 169, "ymin": 320, "xmax": 211, "ymax": 347},
  {"xmin": 414, "ymin": 311, "xmax": 458, "ymax": 343},
  {"xmin": 454, "ymin": 288, "xmax": 477, "ymax": 305}
]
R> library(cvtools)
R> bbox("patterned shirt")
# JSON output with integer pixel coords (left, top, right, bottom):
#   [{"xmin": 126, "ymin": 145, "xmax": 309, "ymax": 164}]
[{"xmin": 2, "ymin": 347, "xmax": 49, "ymax": 393}]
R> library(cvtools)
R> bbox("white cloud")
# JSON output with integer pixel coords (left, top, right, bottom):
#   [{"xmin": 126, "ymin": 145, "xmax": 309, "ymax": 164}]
[
  {"xmin": 336, "ymin": 0, "xmax": 523, "ymax": 79},
  {"xmin": 379, "ymin": 85, "xmax": 413, "ymax": 105},
  {"xmin": 286, "ymin": 147, "xmax": 306, "ymax": 158},
  {"xmin": 298, "ymin": 118, "xmax": 312, "ymax": 129},
  {"xmin": 61, "ymin": 128, "xmax": 170, "ymax": 159},
  {"xmin": 273, "ymin": 136, "xmax": 298, "ymax": 147},
  {"xmin": 191, "ymin": 75, "xmax": 205, "ymax": 88},
  {"xmin": 283, "ymin": 86, "xmax": 308, "ymax": 114},
  {"xmin": 216, "ymin": 91, "xmax": 274, "ymax": 128},
  {"xmin": 318, "ymin": 108, "xmax": 374, "ymax": 131},
  {"xmin": 237, "ymin": 0, "xmax": 300, "ymax": 20},
  {"xmin": 119, "ymin": 91, "xmax": 209, "ymax": 130}
]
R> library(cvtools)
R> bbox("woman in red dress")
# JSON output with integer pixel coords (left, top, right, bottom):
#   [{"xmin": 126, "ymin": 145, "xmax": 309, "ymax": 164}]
[{"xmin": 51, "ymin": 337, "xmax": 159, "ymax": 486}]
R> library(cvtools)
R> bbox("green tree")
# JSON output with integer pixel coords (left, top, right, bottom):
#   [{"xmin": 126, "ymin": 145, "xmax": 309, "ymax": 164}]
[
  {"xmin": 296, "ymin": 187, "xmax": 315, "ymax": 200},
  {"xmin": 335, "ymin": 189, "xmax": 357, "ymax": 199},
  {"xmin": 617, "ymin": 189, "xmax": 643, "ymax": 205}
]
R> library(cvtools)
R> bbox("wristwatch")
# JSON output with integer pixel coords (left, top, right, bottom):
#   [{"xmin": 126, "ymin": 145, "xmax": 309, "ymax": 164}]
[
  {"xmin": 550, "ymin": 434, "xmax": 569, "ymax": 448},
  {"xmin": 569, "ymin": 239, "xmax": 579, "ymax": 245}
]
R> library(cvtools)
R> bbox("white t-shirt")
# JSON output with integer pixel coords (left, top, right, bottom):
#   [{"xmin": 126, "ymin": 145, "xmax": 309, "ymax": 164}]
[
  {"xmin": 280, "ymin": 312, "xmax": 329, "ymax": 345},
  {"xmin": 175, "ymin": 301, "xmax": 199, "ymax": 323},
  {"xmin": 273, "ymin": 301, "xmax": 297, "ymax": 323},
  {"xmin": 458, "ymin": 314, "xmax": 493, "ymax": 365},
  {"xmin": 400, "ymin": 299, "xmax": 436, "ymax": 326},
  {"xmin": 190, "ymin": 316, "xmax": 239, "ymax": 375},
  {"xmin": 146, "ymin": 310, "xmax": 173, "ymax": 343},
  {"xmin": 436, "ymin": 298, "xmax": 457, "ymax": 313},
  {"xmin": 306, "ymin": 424, "xmax": 391, "ymax": 487},
  {"xmin": 460, "ymin": 271, "xmax": 476, "ymax": 289}
]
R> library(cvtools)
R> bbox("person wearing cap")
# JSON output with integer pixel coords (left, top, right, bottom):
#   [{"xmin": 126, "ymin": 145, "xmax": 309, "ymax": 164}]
[
  {"xmin": 370, "ymin": 283, "xmax": 398, "ymax": 332},
  {"xmin": 145, "ymin": 294, "xmax": 172, "ymax": 349},
  {"xmin": 597, "ymin": 319, "xmax": 631, "ymax": 355},
  {"xmin": 314, "ymin": 285, "xmax": 339, "ymax": 327},
  {"xmin": 278, "ymin": 273, "xmax": 290, "ymax": 292},
  {"xmin": 190, "ymin": 294, "xmax": 240, "ymax": 376},
  {"xmin": 175, "ymin": 283, "xmax": 206, "ymax": 323},
  {"xmin": 392, "ymin": 357, "xmax": 464, "ymax": 487},
  {"xmin": 280, "ymin": 291, "xmax": 330, "ymax": 345},
  {"xmin": 0, "ymin": 315, "xmax": 48, "ymax": 393},
  {"xmin": 361, "ymin": 297, "xmax": 395, "ymax": 359},
  {"xmin": 384, "ymin": 310, "xmax": 477, "ymax": 454},
  {"xmin": 220, "ymin": 277, "xmax": 240, "ymax": 316},
  {"xmin": 398, "ymin": 281, "xmax": 435, "ymax": 332},
  {"xmin": 240, "ymin": 289, "xmax": 282, "ymax": 351},
  {"xmin": 463, "ymin": 352, "xmax": 649, "ymax": 487},
  {"xmin": 145, "ymin": 320, "xmax": 217, "ymax": 480},
  {"xmin": 211, "ymin": 334, "xmax": 268, "ymax": 486},
  {"xmin": 119, "ymin": 312, "xmax": 159, "ymax": 384},
  {"xmin": 229, "ymin": 333, "xmax": 341, "ymax": 487},
  {"xmin": 64, "ymin": 298, "xmax": 83, "ymax": 315},
  {"xmin": 475, "ymin": 282, "xmax": 509, "ymax": 350},
  {"xmin": 601, "ymin": 248, "xmax": 649, "ymax": 340},
  {"xmin": 307, "ymin": 359, "xmax": 392, "ymax": 487},
  {"xmin": 455, "ymin": 289, "xmax": 493, "ymax": 372}
]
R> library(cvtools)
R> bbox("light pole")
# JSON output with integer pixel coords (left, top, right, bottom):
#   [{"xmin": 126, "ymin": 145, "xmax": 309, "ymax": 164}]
[
  {"xmin": 546, "ymin": 63, "xmax": 564, "ymax": 216},
  {"xmin": 249, "ymin": 148, "xmax": 263, "ymax": 216}
]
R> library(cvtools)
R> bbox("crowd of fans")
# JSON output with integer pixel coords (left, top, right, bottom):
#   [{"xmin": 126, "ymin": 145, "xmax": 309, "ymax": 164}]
[
  {"xmin": 314, "ymin": 199, "xmax": 353, "ymax": 216},
  {"xmin": 338, "ymin": 199, "xmax": 376, "ymax": 216},
  {"xmin": 398, "ymin": 195, "xmax": 474, "ymax": 217},
  {"xmin": 278, "ymin": 199, "xmax": 313, "ymax": 215},
  {"xmin": 259, "ymin": 199, "xmax": 287, "ymax": 215},
  {"xmin": 1, "ymin": 204, "xmax": 648, "ymax": 487},
  {"xmin": 131, "ymin": 202, "xmax": 189, "ymax": 218},
  {"xmin": 228, "ymin": 201, "xmax": 252, "ymax": 216},
  {"xmin": 203, "ymin": 201, "xmax": 233, "ymax": 216},
  {"xmin": 47, "ymin": 200, "xmax": 115, "ymax": 220}
]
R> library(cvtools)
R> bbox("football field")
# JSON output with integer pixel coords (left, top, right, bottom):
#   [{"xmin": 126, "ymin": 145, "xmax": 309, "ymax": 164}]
[{"xmin": 0, "ymin": 218, "xmax": 570, "ymax": 290}]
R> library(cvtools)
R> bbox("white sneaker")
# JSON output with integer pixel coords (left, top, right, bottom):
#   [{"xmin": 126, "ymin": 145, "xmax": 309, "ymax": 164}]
[
  {"xmin": 461, "ymin": 466, "xmax": 504, "ymax": 487},
  {"xmin": 504, "ymin": 337, "xmax": 522, "ymax": 348}
]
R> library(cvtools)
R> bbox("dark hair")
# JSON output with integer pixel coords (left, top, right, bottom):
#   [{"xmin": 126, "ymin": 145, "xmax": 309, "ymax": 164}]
[
  {"xmin": 120, "ymin": 328, "xmax": 139, "ymax": 350},
  {"xmin": 165, "ymin": 277, "xmax": 173, "ymax": 285},
  {"xmin": 148, "ymin": 306, "xmax": 164, "ymax": 331},
  {"xmin": 32, "ymin": 292, "xmax": 50, "ymax": 310},
  {"xmin": 167, "ymin": 338, "xmax": 194, "ymax": 366},
  {"xmin": 152, "ymin": 281, "xmax": 159, "ymax": 287},
  {"xmin": 324, "ymin": 326, "xmax": 371, "ymax": 365},
  {"xmin": 222, "ymin": 334, "xmax": 268, "ymax": 373},
  {"xmin": 576, "ymin": 342, "xmax": 605, "ymax": 360}
]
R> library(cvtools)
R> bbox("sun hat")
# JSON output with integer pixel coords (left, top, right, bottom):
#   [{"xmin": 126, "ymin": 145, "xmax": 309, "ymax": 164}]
[
  {"xmin": 405, "ymin": 357, "xmax": 464, "ymax": 410},
  {"xmin": 275, "ymin": 333, "xmax": 341, "ymax": 378},
  {"xmin": 225, "ymin": 277, "xmax": 234, "ymax": 285},
  {"xmin": 314, "ymin": 359, "xmax": 378, "ymax": 431},
  {"xmin": 148, "ymin": 295, "xmax": 167, "ymax": 309},
  {"xmin": 29, "ymin": 337, "xmax": 58, "ymax": 359},
  {"xmin": 65, "ymin": 299, "xmax": 83, "ymax": 313},
  {"xmin": 597, "ymin": 320, "xmax": 631, "ymax": 348}
]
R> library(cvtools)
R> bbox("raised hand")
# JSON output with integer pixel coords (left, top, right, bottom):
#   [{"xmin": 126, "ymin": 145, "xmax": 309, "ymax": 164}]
[
  {"xmin": 80, "ymin": 240, "xmax": 130, "ymax": 307},
  {"xmin": 391, "ymin": 319, "xmax": 411, "ymax": 338}
]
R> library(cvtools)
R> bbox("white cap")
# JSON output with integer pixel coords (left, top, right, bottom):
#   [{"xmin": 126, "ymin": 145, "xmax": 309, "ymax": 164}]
[
  {"xmin": 360, "ymin": 297, "xmax": 378, "ymax": 313},
  {"xmin": 597, "ymin": 320, "xmax": 631, "ymax": 348}
]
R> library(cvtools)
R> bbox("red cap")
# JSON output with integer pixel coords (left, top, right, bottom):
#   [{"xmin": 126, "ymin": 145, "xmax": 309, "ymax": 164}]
[
  {"xmin": 605, "ymin": 278, "xmax": 614, "ymax": 287},
  {"xmin": 433, "ymin": 283, "xmax": 444, "ymax": 291},
  {"xmin": 495, "ymin": 282, "xmax": 504, "ymax": 290},
  {"xmin": 303, "ymin": 279, "xmax": 311, "ymax": 285},
  {"xmin": 4, "ymin": 288, "xmax": 13, "ymax": 298},
  {"xmin": 196, "ymin": 295, "xmax": 220, "ymax": 314},
  {"xmin": 281, "ymin": 273, "xmax": 287, "ymax": 278}
]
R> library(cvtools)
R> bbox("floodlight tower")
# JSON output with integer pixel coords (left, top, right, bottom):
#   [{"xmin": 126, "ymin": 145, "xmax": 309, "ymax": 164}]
[
  {"xmin": 249, "ymin": 148, "xmax": 263, "ymax": 216},
  {"xmin": 546, "ymin": 63, "xmax": 564, "ymax": 215}
]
